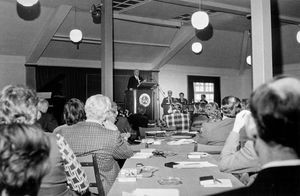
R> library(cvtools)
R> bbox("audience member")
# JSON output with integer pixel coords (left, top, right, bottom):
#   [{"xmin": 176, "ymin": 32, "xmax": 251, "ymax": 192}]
[
  {"xmin": 241, "ymin": 98, "xmax": 250, "ymax": 110},
  {"xmin": 195, "ymin": 96, "xmax": 242, "ymax": 146},
  {"xmin": 200, "ymin": 94, "xmax": 208, "ymax": 104},
  {"xmin": 0, "ymin": 124, "xmax": 50, "ymax": 196},
  {"xmin": 191, "ymin": 102, "xmax": 209, "ymax": 128},
  {"xmin": 161, "ymin": 90, "xmax": 177, "ymax": 115},
  {"xmin": 102, "ymin": 101, "xmax": 119, "ymax": 131},
  {"xmin": 101, "ymin": 101, "xmax": 131, "ymax": 142},
  {"xmin": 218, "ymin": 110, "xmax": 260, "ymax": 178},
  {"xmin": 0, "ymin": 85, "xmax": 90, "ymax": 196},
  {"xmin": 54, "ymin": 98, "xmax": 86, "ymax": 134},
  {"xmin": 216, "ymin": 76, "xmax": 300, "ymax": 195},
  {"xmin": 128, "ymin": 105, "xmax": 149, "ymax": 139},
  {"xmin": 206, "ymin": 102, "xmax": 222, "ymax": 122},
  {"xmin": 193, "ymin": 102, "xmax": 207, "ymax": 114},
  {"xmin": 177, "ymin": 92, "xmax": 188, "ymax": 105},
  {"xmin": 115, "ymin": 106, "xmax": 133, "ymax": 134},
  {"xmin": 116, "ymin": 118, "xmax": 133, "ymax": 137},
  {"xmin": 58, "ymin": 94, "xmax": 133, "ymax": 194},
  {"xmin": 172, "ymin": 102, "xmax": 182, "ymax": 113},
  {"xmin": 36, "ymin": 99, "xmax": 58, "ymax": 132}
]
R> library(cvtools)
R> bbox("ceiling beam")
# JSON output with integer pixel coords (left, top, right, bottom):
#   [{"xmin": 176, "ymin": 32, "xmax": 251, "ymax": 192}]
[
  {"xmin": 155, "ymin": 0, "xmax": 300, "ymax": 24},
  {"xmin": 152, "ymin": 25, "xmax": 195, "ymax": 70},
  {"xmin": 26, "ymin": 5, "xmax": 72, "ymax": 64},
  {"xmin": 52, "ymin": 34, "xmax": 170, "ymax": 47},
  {"xmin": 118, "ymin": 0, "xmax": 151, "ymax": 14},
  {"xmin": 113, "ymin": 13, "xmax": 182, "ymax": 28}
]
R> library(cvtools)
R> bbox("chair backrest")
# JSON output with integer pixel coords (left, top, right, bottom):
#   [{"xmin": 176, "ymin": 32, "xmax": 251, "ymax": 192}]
[
  {"xmin": 77, "ymin": 154, "xmax": 105, "ymax": 196},
  {"xmin": 138, "ymin": 127, "xmax": 161, "ymax": 139}
]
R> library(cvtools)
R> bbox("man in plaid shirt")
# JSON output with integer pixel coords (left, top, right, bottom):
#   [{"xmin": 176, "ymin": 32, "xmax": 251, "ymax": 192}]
[{"xmin": 57, "ymin": 94, "xmax": 133, "ymax": 194}]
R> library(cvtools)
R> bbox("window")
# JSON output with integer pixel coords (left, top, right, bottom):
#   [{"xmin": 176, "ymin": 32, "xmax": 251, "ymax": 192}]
[
  {"xmin": 188, "ymin": 76, "xmax": 220, "ymax": 105},
  {"xmin": 193, "ymin": 82, "xmax": 214, "ymax": 102}
]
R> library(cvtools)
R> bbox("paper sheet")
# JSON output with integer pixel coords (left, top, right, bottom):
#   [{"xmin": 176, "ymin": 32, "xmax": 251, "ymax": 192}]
[
  {"xmin": 167, "ymin": 139, "xmax": 195, "ymax": 145},
  {"xmin": 201, "ymin": 179, "xmax": 233, "ymax": 188},
  {"xmin": 122, "ymin": 189, "xmax": 180, "ymax": 196},
  {"xmin": 131, "ymin": 152, "xmax": 153, "ymax": 159},
  {"xmin": 187, "ymin": 152, "xmax": 209, "ymax": 159},
  {"xmin": 173, "ymin": 161, "xmax": 217, "ymax": 168}
]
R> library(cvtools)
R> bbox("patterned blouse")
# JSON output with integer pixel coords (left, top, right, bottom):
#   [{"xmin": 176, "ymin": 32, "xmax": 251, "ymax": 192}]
[{"xmin": 56, "ymin": 134, "xmax": 89, "ymax": 194}]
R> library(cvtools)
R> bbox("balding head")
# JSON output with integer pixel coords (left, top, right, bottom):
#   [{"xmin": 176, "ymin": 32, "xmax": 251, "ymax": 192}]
[
  {"xmin": 250, "ymin": 76, "xmax": 300, "ymax": 156},
  {"xmin": 221, "ymin": 96, "xmax": 241, "ymax": 118}
]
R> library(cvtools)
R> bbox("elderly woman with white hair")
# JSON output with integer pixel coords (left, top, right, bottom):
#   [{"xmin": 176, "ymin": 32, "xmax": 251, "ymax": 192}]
[
  {"xmin": 0, "ymin": 85, "xmax": 90, "ymax": 196},
  {"xmin": 57, "ymin": 94, "xmax": 134, "ymax": 194}
]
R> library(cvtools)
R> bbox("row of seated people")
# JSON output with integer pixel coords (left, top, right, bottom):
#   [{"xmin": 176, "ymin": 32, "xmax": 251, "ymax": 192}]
[
  {"xmin": 192, "ymin": 95, "xmax": 260, "ymax": 184},
  {"xmin": 1, "ymin": 75, "xmax": 300, "ymax": 195},
  {"xmin": 0, "ymin": 85, "xmax": 133, "ymax": 196}
]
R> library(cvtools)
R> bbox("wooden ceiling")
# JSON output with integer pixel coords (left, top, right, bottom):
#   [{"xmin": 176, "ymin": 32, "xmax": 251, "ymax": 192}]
[{"xmin": 0, "ymin": 0, "xmax": 299, "ymax": 69}]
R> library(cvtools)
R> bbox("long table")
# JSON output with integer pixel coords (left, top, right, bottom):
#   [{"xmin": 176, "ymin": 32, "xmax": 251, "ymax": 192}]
[{"xmin": 108, "ymin": 141, "xmax": 244, "ymax": 196}]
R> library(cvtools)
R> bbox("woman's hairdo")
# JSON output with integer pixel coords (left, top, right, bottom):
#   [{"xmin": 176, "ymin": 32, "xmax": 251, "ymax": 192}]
[
  {"xmin": 0, "ymin": 124, "xmax": 50, "ymax": 195},
  {"xmin": 64, "ymin": 98, "xmax": 86, "ymax": 125},
  {"xmin": 85, "ymin": 94, "xmax": 112, "ymax": 122},
  {"xmin": 0, "ymin": 85, "xmax": 39, "ymax": 125}
]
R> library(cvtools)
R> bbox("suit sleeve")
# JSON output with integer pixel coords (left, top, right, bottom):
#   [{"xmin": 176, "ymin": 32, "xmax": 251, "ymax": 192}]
[
  {"xmin": 161, "ymin": 98, "xmax": 166, "ymax": 108},
  {"xmin": 112, "ymin": 132, "xmax": 134, "ymax": 159},
  {"xmin": 127, "ymin": 77, "xmax": 135, "ymax": 89},
  {"xmin": 218, "ymin": 131, "xmax": 260, "ymax": 173}
]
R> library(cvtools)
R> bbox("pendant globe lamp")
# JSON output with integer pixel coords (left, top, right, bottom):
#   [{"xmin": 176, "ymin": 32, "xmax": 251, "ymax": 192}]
[
  {"xmin": 192, "ymin": 42, "xmax": 203, "ymax": 54},
  {"xmin": 69, "ymin": 3, "xmax": 83, "ymax": 43},
  {"xmin": 17, "ymin": 0, "xmax": 38, "ymax": 7},
  {"xmin": 297, "ymin": 30, "xmax": 300, "ymax": 44},
  {"xmin": 191, "ymin": 0, "xmax": 209, "ymax": 30}
]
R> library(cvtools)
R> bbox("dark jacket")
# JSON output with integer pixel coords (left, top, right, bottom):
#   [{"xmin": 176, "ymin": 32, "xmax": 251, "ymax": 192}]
[
  {"xmin": 127, "ymin": 76, "xmax": 143, "ymax": 89},
  {"xmin": 37, "ymin": 113, "xmax": 58, "ymax": 132},
  {"xmin": 214, "ymin": 165, "xmax": 300, "ymax": 196}
]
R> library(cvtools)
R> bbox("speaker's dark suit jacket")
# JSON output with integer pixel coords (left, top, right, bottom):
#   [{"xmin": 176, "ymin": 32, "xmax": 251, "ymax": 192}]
[
  {"xmin": 127, "ymin": 76, "xmax": 143, "ymax": 89},
  {"xmin": 214, "ymin": 165, "xmax": 300, "ymax": 196}
]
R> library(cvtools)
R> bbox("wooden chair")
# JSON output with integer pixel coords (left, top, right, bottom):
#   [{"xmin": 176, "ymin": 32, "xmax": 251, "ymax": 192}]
[{"xmin": 77, "ymin": 154, "xmax": 105, "ymax": 196}]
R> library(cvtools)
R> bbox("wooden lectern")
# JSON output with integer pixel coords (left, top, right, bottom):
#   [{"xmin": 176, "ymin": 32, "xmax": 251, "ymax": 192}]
[{"xmin": 125, "ymin": 82, "xmax": 157, "ymax": 120}]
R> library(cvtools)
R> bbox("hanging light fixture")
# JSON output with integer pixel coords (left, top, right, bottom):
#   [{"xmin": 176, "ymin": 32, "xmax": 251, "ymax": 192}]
[
  {"xmin": 69, "ymin": 2, "xmax": 83, "ymax": 43},
  {"xmin": 191, "ymin": 0, "xmax": 209, "ymax": 30},
  {"xmin": 69, "ymin": 29, "xmax": 83, "ymax": 43},
  {"xmin": 246, "ymin": 55, "xmax": 252, "ymax": 65},
  {"xmin": 297, "ymin": 30, "xmax": 300, "ymax": 43},
  {"xmin": 17, "ymin": 0, "xmax": 38, "ymax": 7},
  {"xmin": 192, "ymin": 42, "xmax": 203, "ymax": 54}
]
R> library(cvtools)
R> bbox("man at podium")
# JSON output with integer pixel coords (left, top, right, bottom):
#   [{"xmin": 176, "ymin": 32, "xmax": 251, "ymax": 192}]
[{"xmin": 127, "ymin": 69, "xmax": 145, "ymax": 90}]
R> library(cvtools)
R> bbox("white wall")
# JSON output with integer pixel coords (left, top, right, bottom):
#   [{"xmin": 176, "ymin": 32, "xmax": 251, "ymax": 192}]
[
  {"xmin": 159, "ymin": 64, "xmax": 252, "ymax": 101},
  {"xmin": 0, "ymin": 55, "xmax": 26, "ymax": 90},
  {"xmin": 238, "ymin": 69, "xmax": 253, "ymax": 99}
]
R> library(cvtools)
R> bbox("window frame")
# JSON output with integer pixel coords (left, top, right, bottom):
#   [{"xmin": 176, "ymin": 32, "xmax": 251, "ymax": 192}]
[{"xmin": 187, "ymin": 75, "xmax": 221, "ymax": 105}]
